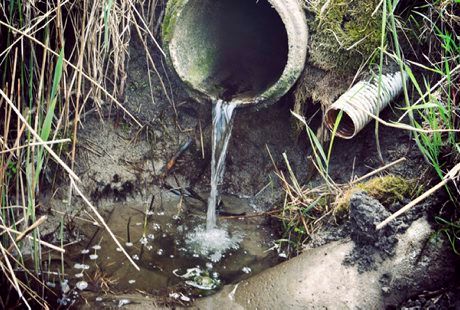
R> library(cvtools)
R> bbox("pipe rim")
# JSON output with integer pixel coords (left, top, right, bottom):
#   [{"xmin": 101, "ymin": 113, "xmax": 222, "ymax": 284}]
[
  {"xmin": 325, "ymin": 107, "xmax": 358, "ymax": 139},
  {"xmin": 166, "ymin": 0, "xmax": 308, "ymax": 107}
]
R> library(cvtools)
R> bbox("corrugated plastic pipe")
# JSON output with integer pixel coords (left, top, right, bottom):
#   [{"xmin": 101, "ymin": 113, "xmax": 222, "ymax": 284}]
[
  {"xmin": 162, "ymin": 0, "xmax": 308, "ymax": 107},
  {"xmin": 325, "ymin": 72, "xmax": 408, "ymax": 139}
]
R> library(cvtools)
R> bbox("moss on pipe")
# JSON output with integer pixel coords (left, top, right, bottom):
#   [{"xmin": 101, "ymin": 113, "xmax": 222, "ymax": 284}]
[{"xmin": 162, "ymin": 0, "xmax": 188, "ymax": 43}]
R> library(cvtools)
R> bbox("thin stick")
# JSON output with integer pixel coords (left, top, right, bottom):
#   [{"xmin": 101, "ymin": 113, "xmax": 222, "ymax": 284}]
[
  {"xmin": 7, "ymin": 216, "xmax": 47, "ymax": 253},
  {"xmin": 0, "ymin": 244, "xmax": 30, "ymax": 310},
  {"xmin": 351, "ymin": 157, "xmax": 407, "ymax": 184},
  {"xmin": 199, "ymin": 121, "xmax": 205, "ymax": 159},
  {"xmin": 128, "ymin": 0, "xmax": 166, "ymax": 57},
  {"xmin": 0, "ymin": 224, "xmax": 65, "ymax": 253},
  {"xmin": 0, "ymin": 139, "xmax": 71, "ymax": 154},
  {"xmin": 70, "ymin": 179, "xmax": 140, "ymax": 271},
  {"xmin": 50, "ymin": 209, "xmax": 100, "ymax": 226},
  {"xmin": 0, "ymin": 89, "xmax": 81, "ymax": 182},
  {"xmin": 376, "ymin": 163, "xmax": 460, "ymax": 230}
]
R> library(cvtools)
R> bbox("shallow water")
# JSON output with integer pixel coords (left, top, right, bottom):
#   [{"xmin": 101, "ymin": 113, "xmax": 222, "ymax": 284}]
[{"xmin": 52, "ymin": 194, "xmax": 278, "ymax": 305}]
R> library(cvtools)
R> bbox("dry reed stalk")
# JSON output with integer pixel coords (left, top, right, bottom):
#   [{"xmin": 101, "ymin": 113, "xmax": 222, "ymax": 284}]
[
  {"xmin": 0, "ymin": 20, "xmax": 142, "ymax": 127},
  {"xmin": 0, "ymin": 224, "xmax": 65, "ymax": 254},
  {"xmin": 0, "ymin": 0, "xmax": 171, "ymax": 305},
  {"xmin": 0, "ymin": 138, "xmax": 71, "ymax": 154},
  {"xmin": 0, "ymin": 88, "xmax": 80, "ymax": 181}
]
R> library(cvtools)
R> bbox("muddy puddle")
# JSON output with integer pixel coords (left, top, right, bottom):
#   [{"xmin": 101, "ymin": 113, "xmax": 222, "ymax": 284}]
[{"xmin": 45, "ymin": 192, "xmax": 280, "ymax": 307}]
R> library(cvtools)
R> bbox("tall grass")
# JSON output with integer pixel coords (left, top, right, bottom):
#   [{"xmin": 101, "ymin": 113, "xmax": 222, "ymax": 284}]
[{"xmin": 0, "ymin": 0, "xmax": 166, "ymax": 307}]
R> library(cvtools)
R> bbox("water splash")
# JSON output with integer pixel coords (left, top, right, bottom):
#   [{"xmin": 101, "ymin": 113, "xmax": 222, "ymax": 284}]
[
  {"xmin": 185, "ymin": 225, "xmax": 243, "ymax": 262},
  {"xmin": 184, "ymin": 99, "xmax": 241, "ymax": 262},
  {"xmin": 207, "ymin": 99, "xmax": 237, "ymax": 230}
]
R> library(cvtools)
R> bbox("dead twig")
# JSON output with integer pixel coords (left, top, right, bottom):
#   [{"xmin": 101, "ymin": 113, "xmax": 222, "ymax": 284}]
[
  {"xmin": 0, "ymin": 224, "xmax": 65, "ymax": 253},
  {"xmin": 219, "ymin": 209, "xmax": 281, "ymax": 220},
  {"xmin": 376, "ymin": 162, "xmax": 460, "ymax": 230},
  {"xmin": 160, "ymin": 138, "xmax": 193, "ymax": 178},
  {"xmin": 351, "ymin": 157, "xmax": 407, "ymax": 184},
  {"xmin": 6, "ymin": 216, "xmax": 47, "ymax": 254}
]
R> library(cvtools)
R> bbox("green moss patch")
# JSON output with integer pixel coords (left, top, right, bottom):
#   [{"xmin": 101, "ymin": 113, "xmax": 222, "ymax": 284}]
[
  {"xmin": 334, "ymin": 175, "xmax": 420, "ymax": 218},
  {"xmin": 307, "ymin": 0, "xmax": 382, "ymax": 72}
]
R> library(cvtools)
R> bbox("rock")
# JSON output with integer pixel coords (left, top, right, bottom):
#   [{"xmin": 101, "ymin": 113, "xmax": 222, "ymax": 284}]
[
  {"xmin": 191, "ymin": 217, "xmax": 459, "ymax": 309},
  {"xmin": 344, "ymin": 191, "xmax": 399, "ymax": 272}
]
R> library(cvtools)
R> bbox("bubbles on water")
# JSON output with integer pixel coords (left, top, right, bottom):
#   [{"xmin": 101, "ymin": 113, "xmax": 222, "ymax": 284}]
[
  {"xmin": 74, "ymin": 263, "xmax": 90, "ymax": 270},
  {"xmin": 139, "ymin": 236, "xmax": 148, "ymax": 245},
  {"xmin": 185, "ymin": 225, "xmax": 243, "ymax": 262},
  {"xmin": 117, "ymin": 299, "xmax": 131, "ymax": 307},
  {"xmin": 242, "ymin": 267, "xmax": 252, "ymax": 274},
  {"xmin": 76, "ymin": 281, "xmax": 88, "ymax": 290},
  {"xmin": 60, "ymin": 279, "xmax": 70, "ymax": 294}
]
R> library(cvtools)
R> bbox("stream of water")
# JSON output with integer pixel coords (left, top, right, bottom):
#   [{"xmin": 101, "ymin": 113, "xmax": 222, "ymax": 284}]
[
  {"xmin": 207, "ymin": 99, "xmax": 237, "ymax": 230},
  {"xmin": 184, "ymin": 99, "xmax": 242, "ymax": 262}
]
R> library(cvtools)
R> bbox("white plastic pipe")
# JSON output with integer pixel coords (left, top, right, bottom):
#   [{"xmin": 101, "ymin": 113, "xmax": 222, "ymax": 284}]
[{"xmin": 325, "ymin": 72, "xmax": 408, "ymax": 139}]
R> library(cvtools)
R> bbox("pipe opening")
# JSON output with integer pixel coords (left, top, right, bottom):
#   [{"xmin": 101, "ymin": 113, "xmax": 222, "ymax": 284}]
[
  {"xmin": 325, "ymin": 109, "xmax": 356, "ymax": 138},
  {"xmin": 169, "ymin": 0, "xmax": 289, "ymax": 101}
]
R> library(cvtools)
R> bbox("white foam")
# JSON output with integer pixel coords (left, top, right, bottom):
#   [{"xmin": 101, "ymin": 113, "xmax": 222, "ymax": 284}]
[{"xmin": 185, "ymin": 225, "xmax": 243, "ymax": 262}]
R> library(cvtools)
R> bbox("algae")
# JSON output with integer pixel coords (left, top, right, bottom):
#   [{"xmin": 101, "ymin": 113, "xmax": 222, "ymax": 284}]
[{"xmin": 162, "ymin": 0, "xmax": 187, "ymax": 43}]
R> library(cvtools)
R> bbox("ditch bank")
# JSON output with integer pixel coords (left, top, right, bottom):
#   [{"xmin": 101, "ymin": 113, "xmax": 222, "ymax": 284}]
[{"xmin": 41, "ymin": 18, "xmax": 459, "ymax": 310}]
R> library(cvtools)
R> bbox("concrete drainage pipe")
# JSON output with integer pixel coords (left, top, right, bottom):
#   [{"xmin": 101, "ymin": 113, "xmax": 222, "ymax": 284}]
[{"xmin": 162, "ymin": 0, "xmax": 308, "ymax": 107}]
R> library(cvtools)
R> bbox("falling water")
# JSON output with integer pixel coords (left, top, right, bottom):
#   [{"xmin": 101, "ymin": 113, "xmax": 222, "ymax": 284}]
[
  {"xmin": 206, "ymin": 99, "xmax": 237, "ymax": 230},
  {"xmin": 184, "ymin": 99, "xmax": 242, "ymax": 262}
]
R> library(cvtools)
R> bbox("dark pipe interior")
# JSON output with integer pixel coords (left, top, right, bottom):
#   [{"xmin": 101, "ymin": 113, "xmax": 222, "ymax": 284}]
[
  {"xmin": 325, "ymin": 109, "xmax": 356, "ymax": 138},
  {"xmin": 174, "ymin": 0, "xmax": 288, "ymax": 101}
]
